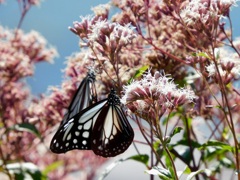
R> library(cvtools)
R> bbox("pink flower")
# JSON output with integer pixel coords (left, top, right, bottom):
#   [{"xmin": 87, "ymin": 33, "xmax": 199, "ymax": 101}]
[
  {"xmin": 70, "ymin": 16, "xmax": 137, "ymax": 52},
  {"xmin": 180, "ymin": 0, "xmax": 238, "ymax": 25},
  {"xmin": 121, "ymin": 70, "xmax": 196, "ymax": 122},
  {"xmin": 206, "ymin": 48, "xmax": 240, "ymax": 84}
]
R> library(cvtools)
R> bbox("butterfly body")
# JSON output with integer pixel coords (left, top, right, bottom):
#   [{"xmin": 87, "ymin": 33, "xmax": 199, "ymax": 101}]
[{"xmin": 50, "ymin": 89, "xmax": 134, "ymax": 157}]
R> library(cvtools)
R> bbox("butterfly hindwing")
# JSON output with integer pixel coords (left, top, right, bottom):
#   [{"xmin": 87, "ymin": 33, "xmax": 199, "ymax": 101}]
[
  {"xmin": 50, "ymin": 99, "xmax": 107, "ymax": 153},
  {"xmin": 91, "ymin": 91, "xmax": 134, "ymax": 157}
]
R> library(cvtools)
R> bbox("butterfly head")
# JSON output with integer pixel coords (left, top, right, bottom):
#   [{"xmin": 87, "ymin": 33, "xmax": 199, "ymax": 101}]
[
  {"xmin": 87, "ymin": 70, "xmax": 96, "ymax": 82},
  {"xmin": 107, "ymin": 89, "xmax": 121, "ymax": 106}
]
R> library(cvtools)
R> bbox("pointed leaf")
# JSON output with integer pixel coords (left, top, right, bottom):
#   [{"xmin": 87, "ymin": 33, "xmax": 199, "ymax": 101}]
[
  {"xmin": 145, "ymin": 166, "xmax": 173, "ymax": 180},
  {"xmin": 173, "ymin": 139, "xmax": 201, "ymax": 148},
  {"xmin": 42, "ymin": 161, "xmax": 63, "ymax": 177},
  {"xmin": 192, "ymin": 52, "xmax": 210, "ymax": 59},
  {"xmin": 128, "ymin": 65, "xmax": 149, "ymax": 84},
  {"xmin": 127, "ymin": 154, "xmax": 149, "ymax": 166},
  {"xmin": 13, "ymin": 123, "xmax": 41, "ymax": 139},
  {"xmin": 170, "ymin": 127, "xmax": 183, "ymax": 138},
  {"xmin": 199, "ymin": 140, "xmax": 234, "ymax": 152},
  {"xmin": 178, "ymin": 148, "xmax": 191, "ymax": 164},
  {"xmin": 98, "ymin": 159, "xmax": 124, "ymax": 180},
  {"xmin": 6, "ymin": 162, "xmax": 43, "ymax": 180},
  {"xmin": 186, "ymin": 169, "xmax": 210, "ymax": 180}
]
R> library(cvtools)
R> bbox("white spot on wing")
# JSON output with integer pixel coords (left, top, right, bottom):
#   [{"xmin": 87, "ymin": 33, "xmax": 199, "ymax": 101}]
[
  {"xmin": 113, "ymin": 126, "xmax": 117, "ymax": 135},
  {"xmin": 75, "ymin": 131, "xmax": 80, "ymax": 136},
  {"xmin": 73, "ymin": 139, "xmax": 78, "ymax": 144},
  {"xmin": 98, "ymin": 146, "xmax": 103, "ymax": 150},
  {"xmin": 82, "ymin": 140, "xmax": 87, "ymax": 145},
  {"xmin": 110, "ymin": 135, "xmax": 114, "ymax": 140},
  {"xmin": 82, "ymin": 131, "xmax": 89, "ymax": 138},
  {"xmin": 83, "ymin": 120, "xmax": 92, "ymax": 130},
  {"xmin": 103, "ymin": 107, "xmax": 114, "ymax": 139},
  {"xmin": 63, "ymin": 122, "xmax": 74, "ymax": 141},
  {"xmin": 67, "ymin": 134, "xmax": 71, "ymax": 141},
  {"xmin": 104, "ymin": 139, "xmax": 109, "ymax": 145},
  {"xmin": 113, "ymin": 107, "xmax": 122, "ymax": 131}
]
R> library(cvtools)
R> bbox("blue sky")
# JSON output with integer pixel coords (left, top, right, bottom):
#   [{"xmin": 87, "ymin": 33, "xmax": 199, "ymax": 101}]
[
  {"xmin": 0, "ymin": 1, "xmax": 240, "ymax": 96},
  {"xmin": 0, "ymin": 0, "xmax": 109, "ymax": 95}
]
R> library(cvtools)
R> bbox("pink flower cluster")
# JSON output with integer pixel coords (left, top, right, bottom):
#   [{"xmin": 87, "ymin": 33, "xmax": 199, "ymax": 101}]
[
  {"xmin": 205, "ymin": 48, "xmax": 240, "ymax": 84},
  {"xmin": 69, "ymin": 14, "xmax": 143, "ymax": 94},
  {"xmin": 70, "ymin": 16, "xmax": 137, "ymax": 55},
  {"xmin": 180, "ymin": 0, "xmax": 238, "ymax": 25},
  {"xmin": 121, "ymin": 70, "xmax": 196, "ymax": 123},
  {"xmin": 0, "ymin": 28, "xmax": 57, "ymax": 81}
]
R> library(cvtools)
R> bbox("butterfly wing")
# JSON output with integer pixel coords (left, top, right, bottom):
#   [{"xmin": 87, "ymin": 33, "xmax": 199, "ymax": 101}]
[
  {"xmin": 61, "ymin": 71, "xmax": 97, "ymax": 126},
  {"xmin": 91, "ymin": 91, "xmax": 134, "ymax": 157},
  {"xmin": 50, "ymin": 90, "xmax": 134, "ymax": 157},
  {"xmin": 50, "ymin": 99, "xmax": 107, "ymax": 154}
]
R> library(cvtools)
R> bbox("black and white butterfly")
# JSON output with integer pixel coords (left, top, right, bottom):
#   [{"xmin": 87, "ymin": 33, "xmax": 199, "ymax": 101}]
[
  {"xmin": 61, "ymin": 70, "xmax": 97, "ymax": 126},
  {"xmin": 50, "ymin": 89, "xmax": 134, "ymax": 157}
]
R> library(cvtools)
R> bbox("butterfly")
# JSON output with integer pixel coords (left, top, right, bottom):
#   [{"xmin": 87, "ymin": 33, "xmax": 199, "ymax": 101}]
[
  {"xmin": 60, "ymin": 70, "xmax": 97, "ymax": 126},
  {"xmin": 50, "ymin": 89, "xmax": 134, "ymax": 157}
]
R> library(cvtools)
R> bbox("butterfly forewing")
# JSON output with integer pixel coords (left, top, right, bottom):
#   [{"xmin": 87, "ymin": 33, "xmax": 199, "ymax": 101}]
[
  {"xmin": 91, "ymin": 91, "xmax": 134, "ymax": 157},
  {"xmin": 61, "ymin": 71, "xmax": 97, "ymax": 126},
  {"xmin": 50, "ymin": 99, "xmax": 107, "ymax": 153}
]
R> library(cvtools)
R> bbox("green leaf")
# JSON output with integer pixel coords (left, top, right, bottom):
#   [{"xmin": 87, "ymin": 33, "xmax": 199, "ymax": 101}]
[
  {"xmin": 99, "ymin": 154, "xmax": 149, "ymax": 180},
  {"xmin": 6, "ymin": 162, "xmax": 43, "ymax": 180},
  {"xmin": 220, "ymin": 157, "xmax": 234, "ymax": 168},
  {"xmin": 173, "ymin": 139, "xmax": 201, "ymax": 149},
  {"xmin": 98, "ymin": 159, "xmax": 124, "ymax": 180},
  {"xmin": 202, "ymin": 145, "xmax": 234, "ymax": 163},
  {"xmin": 191, "ymin": 52, "xmax": 210, "ymax": 59},
  {"xmin": 168, "ymin": 166, "xmax": 177, "ymax": 179},
  {"xmin": 199, "ymin": 140, "xmax": 234, "ymax": 152},
  {"xmin": 183, "ymin": 166, "xmax": 191, "ymax": 174},
  {"xmin": 177, "ymin": 166, "xmax": 191, "ymax": 179},
  {"xmin": 186, "ymin": 169, "xmax": 212, "ymax": 180},
  {"xmin": 128, "ymin": 65, "xmax": 149, "ymax": 84},
  {"xmin": 13, "ymin": 123, "xmax": 41, "ymax": 139},
  {"xmin": 170, "ymin": 127, "xmax": 183, "ymax": 138},
  {"xmin": 127, "ymin": 154, "xmax": 149, "ymax": 166},
  {"xmin": 145, "ymin": 166, "xmax": 173, "ymax": 180},
  {"xmin": 42, "ymin": 161, "xmax": 63, "ymax": 178},
  {"xmin": 178, "ymin": 148, "xmax": 191, "ymax": 164},
  {"xmin": 153, "ymin": 140, "xmax": 164, "ymax": 156}
]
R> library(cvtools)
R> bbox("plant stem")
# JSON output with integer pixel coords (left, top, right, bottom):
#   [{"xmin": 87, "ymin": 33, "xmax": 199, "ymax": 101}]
[{"xmin": 150, "ymin": 123, "xmax": 154, "ymax": 180}]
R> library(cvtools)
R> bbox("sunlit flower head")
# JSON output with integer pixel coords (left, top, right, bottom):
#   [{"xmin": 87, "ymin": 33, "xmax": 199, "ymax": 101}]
[
  {"xmin": 180, "ymin": 0, "xmax": 238, "ymax": 25},
  {"xmin": 121, "ymin": 70, "xmax": 196, "ymax": 121},
  {"xmin": 206, "ymin": 47, "xmax": 240, "ymax": 83},
  {"xmin": 70, "ymin": 16, "xmax": 137, "ymax": 50},
  {"xmin": 69, "ymin": 15, "xmax": 98, "ymax": 39},
  {"xmin": 91, "ymin": 3, "xmax": 111, "ymax": 17},
  {"xmin": 88, "ymin": 19, "xmax": 137, "ymax": 47}
]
